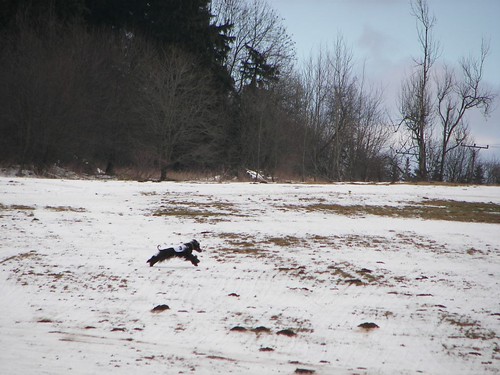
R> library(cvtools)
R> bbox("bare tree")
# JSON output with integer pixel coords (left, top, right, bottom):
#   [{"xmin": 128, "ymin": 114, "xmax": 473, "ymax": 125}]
[
  {"xmin": 435, "ymin": 40, "xmax": 495, "ymax": 181},
  {"xmin": 323, "ymin": 37, "xmax": 358, "ymax": 180},
  {"xmin": 445, "ymin": 144, "xmax": 470, "ymax": 182},
  {"xmin": 136, "ymin": 47, "xmax": 218, "ymax": 180},
  {"xmin": 300, "ymin": 37, "xmax": 389, "ymax": 181},
  {"xmin": 301, "ymin": 46, "xmax": 332, "ymax": 177},
  {"xmin": 347, "ymin": 82, "xmax": 390, "ymax": 181},
  {"xmin": 398, "ymin": 0, "xmax": 439, "ymax": 180},
  {"xmin": 273, "ymin": 73, "xmax": 309, "ymax": 178},
  {"xmin": 483, "ymin": 158, "xmax": 500, "ymax": 185},
  {"xmin": 211, "ymin": 0, "xmax": 295, "ymax": 92}
]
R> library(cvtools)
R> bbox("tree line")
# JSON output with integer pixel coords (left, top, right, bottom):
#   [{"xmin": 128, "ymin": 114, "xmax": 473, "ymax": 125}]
[{"xmin": 0, "ymin": 0, "xmax": 498, "ymax": 183}]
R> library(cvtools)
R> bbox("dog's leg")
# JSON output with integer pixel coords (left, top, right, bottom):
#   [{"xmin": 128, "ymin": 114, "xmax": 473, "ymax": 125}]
[
  {"xmin": 147, "ymin": 248, "xmax": 175, "ymax": 267},
  {"xmin": 147, "ymin": 255, "xmax": 158, "ymax": 267},
  {"xmin": 184, "ymin": 253, "xmax": 200, "ymax": 266}
]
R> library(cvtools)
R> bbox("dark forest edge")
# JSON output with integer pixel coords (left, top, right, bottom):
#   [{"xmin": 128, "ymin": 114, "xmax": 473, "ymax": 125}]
[{"xmin": 0, "ymin": 0, "xmax": 499, "ymax": 184}]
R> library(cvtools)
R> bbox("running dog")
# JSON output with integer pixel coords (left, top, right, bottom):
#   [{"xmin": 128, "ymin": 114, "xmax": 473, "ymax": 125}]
[{"xmin": 147, "ymin": 239, "xmax": 201, "ymax": 267}]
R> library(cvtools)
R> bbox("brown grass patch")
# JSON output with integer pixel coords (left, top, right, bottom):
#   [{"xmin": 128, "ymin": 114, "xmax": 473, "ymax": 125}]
[
  {"xmin": 153, "ymin": 199, "xmax": 240, "ymax": 222},
  {"xmin": 219, "ymin": 233, "xmax": 261, "ymax": 250},
  {"xmin": 213, "ymin": 233, "xmax": 268, "ymax": 259},
  {"xmin": 328, "ymin": 264, "xmax": 354, "ymax": 280},
  {"xmin": 0, "ymin": 203, "xmax": 35, "ymax": 211},
  {"xmin": 266, "ymin": 235, "xmax": 305, "ymax": 247},
  {"xmin": 442, "ymin": 313, "xmax": 497, "ymax": 340},
  {"xmin": 291, "ymin": 199, "xmax": 499, "ymax": 223},
  {"xmin": 153, "ymin": 207, "xmax": 214, "ymax": 217},
  {"xmin": 0, "ymin": 250, "xmax": 38, "ymax": 265},
  {"xmin": 45, "ymin": 205, "xmax": 86, "ymax": 212},
  {"xmin": 416, "ymin": 200, "xmax": 500, "ymax": 223},
  {"xmin": 326, "ymin": 262, "xmax": 384, "ymax": 285}
]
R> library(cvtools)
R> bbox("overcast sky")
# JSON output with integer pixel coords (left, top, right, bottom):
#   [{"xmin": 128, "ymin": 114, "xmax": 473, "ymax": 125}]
[{"xmin": 269, "ymin": 0, "xmax": 500, "ymax": 159}]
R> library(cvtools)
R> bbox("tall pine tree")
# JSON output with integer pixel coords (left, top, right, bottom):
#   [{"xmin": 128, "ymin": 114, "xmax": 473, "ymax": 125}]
[{"xmin": 83, "ymin": 0, "xmax": 233, "ymax": 91}]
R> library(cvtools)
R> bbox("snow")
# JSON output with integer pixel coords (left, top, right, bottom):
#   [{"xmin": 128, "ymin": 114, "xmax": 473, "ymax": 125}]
[{"xmin": 1, "ymin": 177, "xmax": 499, "ymax": 374}]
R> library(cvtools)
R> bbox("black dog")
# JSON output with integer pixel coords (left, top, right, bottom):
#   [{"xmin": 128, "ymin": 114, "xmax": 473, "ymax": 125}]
[{"xmin": 147, "ymin": 239, "xmax": 201, "ymax": 267}]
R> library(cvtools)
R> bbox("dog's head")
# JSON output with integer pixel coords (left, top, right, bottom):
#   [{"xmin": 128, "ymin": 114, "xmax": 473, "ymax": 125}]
[{"xmin": 191, "ymin": 239, "xmax": 201, "ymax": 252}]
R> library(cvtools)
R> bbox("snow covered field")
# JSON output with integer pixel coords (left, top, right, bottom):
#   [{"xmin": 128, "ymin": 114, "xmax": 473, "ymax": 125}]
[{"xmin": 1, "ymin": 177, "xmax": 499, "ymax": 374}]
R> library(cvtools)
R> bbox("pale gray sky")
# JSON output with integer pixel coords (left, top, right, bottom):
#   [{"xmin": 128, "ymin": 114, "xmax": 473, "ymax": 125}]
[{"xmin": 269, "ymin": 0, "xmax": 500, "ymax": 159}]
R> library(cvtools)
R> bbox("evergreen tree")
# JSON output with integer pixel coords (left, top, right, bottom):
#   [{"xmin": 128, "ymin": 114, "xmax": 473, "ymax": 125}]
[
  {"xmin": 473, "ymin": 163, "xmax": 484, "ymax": 185},
  {"xmin": 240, "ymin": 44, "xmax": 279, "ymax": 89},
  {"xmin": 0, "ymin": 0, "xmax": 86, "ymax": 29},
  {"xmin": 83, "ymin": 0, "xmax": 233, "ymax": 91}
]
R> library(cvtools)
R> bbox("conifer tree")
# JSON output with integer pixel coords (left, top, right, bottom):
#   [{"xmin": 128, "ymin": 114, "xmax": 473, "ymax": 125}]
[{"xmin": 83, "ymin": 0, "xmax": 233, "ymax": 91}]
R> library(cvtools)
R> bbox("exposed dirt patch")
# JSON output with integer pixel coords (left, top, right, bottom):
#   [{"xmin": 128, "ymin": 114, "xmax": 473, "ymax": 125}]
[
  {"xmin": 230, "ymin": 326, "xmax": 248, "ymax": 332},
  {"xmin": 277, "ymin": 329, "xmax": 297, "ymax": 337},
  {"xmin": 151, "ymin": 304, "xmax": 170, "ymax": 313},
  {"xmin": 259, "ymin": 347, "xmax": 275, "ymax": 352},
  {"xmin": 37, "ymin": 318, "xmax": 54, "ymax": 323},
  {"xmin": 206, "ymin": 355, "xmax": 236, "ymax": 362},
  {"xmin": 295, "ymin": 369, "xmax": 315, "ymax": 374},
  {"xmin": 358, "ymin": 322, "xmax": 380, "ymax": 330},
  {"xmin": 252, "ymin": 326, "xmax": 272, "ymax": 334}
]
